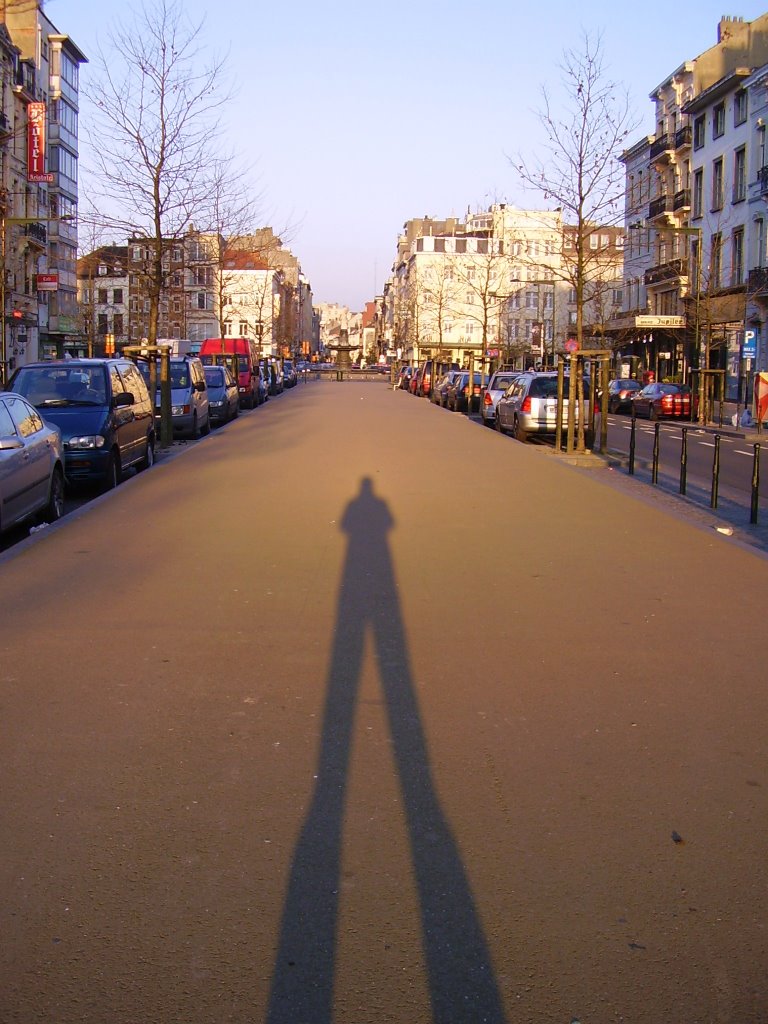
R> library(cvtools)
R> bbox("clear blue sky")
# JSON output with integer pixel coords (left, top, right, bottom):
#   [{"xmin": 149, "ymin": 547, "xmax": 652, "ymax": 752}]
[{"xmin": 52, "ymin": 0, "xmax": 768, "ymax": 310}]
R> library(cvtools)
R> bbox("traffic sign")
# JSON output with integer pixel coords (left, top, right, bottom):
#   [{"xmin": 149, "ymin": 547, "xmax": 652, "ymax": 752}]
[
  {"xmin": 565, "ymin": 339, "xmax": 578, "ymax": 353},
  {"xmin": 743, "ymin": 330, "xmax": 757, "ymax": 358}
]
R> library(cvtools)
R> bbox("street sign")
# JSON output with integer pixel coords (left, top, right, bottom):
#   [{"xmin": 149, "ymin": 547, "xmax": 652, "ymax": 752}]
[
  {"xmin": 565, "ymin": 339, "xmax": 578, "ymax": 353},
  {"xmin": 743, "ymin": 330, "xmax": 757, "ymax": 358}
]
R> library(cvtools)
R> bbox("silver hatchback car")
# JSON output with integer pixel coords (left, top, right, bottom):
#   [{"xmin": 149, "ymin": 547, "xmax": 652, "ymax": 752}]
[
  {"xmin": 495, "ymin": 371, "xmax": 593, "ymax": 445},
  {"xmin": 481, "ymin": 369, "xmax": 523, "ymax": 427}
]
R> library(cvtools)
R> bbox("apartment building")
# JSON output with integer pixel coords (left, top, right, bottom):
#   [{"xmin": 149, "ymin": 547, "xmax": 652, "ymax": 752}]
[
  {"xmin": 744, "ymin": 63, "xmax": 768, "ymax": 377},
  {"xmin": 616, "ymin": 13, "xmax": 768, "ymax": 389},
  {"xmin": 386, "ymin": 206, "xmax": 624, "ymax": 370},
  {"xmin": 220, "ymin": 250, "xmax": 285, "ymax": 355},
  {"xmin": 4, "ymin": 2, "xmax": 87, "ymax": 364},
  {"xmin": 76, "ymin": 245, "xmax": 128, "ymax": 354}
]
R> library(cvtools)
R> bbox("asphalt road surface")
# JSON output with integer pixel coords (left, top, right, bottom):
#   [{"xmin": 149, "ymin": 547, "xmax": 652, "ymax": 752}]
[{"xmin": 2, "ymin": 380, "xmax": 767, "ymax": 1024}]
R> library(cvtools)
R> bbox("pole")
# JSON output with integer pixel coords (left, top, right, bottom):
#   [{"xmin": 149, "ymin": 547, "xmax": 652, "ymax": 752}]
[
  {"xmin": 680, "ymin": 427, "xmax": 688, "ymax": 495},
  {"xmin": 751, "ymin": 444, "xmax": 760, "ymax": 525},
  {"xmin": 0, "ymin": 215, "xmax": 6, "ymax": 388},
  {"xmin": 652, "ymin": 422, "xmax": 660, "ymax": 485},
  {"xmin": 710, "ymin": 434, "xmax": 721, "ymax": 509}
]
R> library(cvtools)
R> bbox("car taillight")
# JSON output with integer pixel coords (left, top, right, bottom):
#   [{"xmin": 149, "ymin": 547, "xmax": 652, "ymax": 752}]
[
  {"xmin": 483, "ymin": 392, "xmax": 492, "ymax": 406},
  {"xmin": 521, "ymin": 397, "xmax": 532, "ymax": 413}
]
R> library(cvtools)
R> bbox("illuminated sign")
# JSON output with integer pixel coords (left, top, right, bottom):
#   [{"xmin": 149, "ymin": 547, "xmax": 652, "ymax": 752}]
[{"xmin": 27, "ymin": 102, "xmax": 54, "ymax": 183}]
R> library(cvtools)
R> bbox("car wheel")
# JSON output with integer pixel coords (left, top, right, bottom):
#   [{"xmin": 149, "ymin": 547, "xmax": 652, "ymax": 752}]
[
  {"xmin": 42, "ymin": 465, "xmax": 65, "ymax": 523},
  {"xmin": 232, "ymin": 403, "xmax": 239, "ymax": 419},
  {"xmin": 138, "ymin": 437, "xmax": 154, "ymax": 472},
  {"xmin": 104, "ymin": 451, "xmax": 121, "ymax": 491},
  {"xmin": 513, "ymin": 417, "xmax": 528, "ymax": 443},
  {"xmin": 649, "ymin": 404, "xmax": 658, "ymax": 421},
  {"xmin": 495, "ymin": 412, "xmax": 505, "ymax": 434},
  {"xmin": 191, "ymin": 413, "xmax": 200, "ymax": 439}
]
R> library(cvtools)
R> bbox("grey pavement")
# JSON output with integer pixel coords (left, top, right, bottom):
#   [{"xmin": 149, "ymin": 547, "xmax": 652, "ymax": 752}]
[{"xmin": 1, "ymin": 380, "xmax": 767, "ymax": 1024}]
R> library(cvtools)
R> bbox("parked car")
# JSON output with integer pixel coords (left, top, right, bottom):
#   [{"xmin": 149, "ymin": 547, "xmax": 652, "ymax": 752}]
[
  {"xmin": 432, "ymin": 369, "xmax": 464, "ymax": 407},
  {"xmin": 8, "ymin": 359, "xmax": 156, "ymax": 489},
  {"xmin": 607, "ymin": 378, "xmax": 642, "ymax": 413},
  {"xmin": 0, "ymin": 392, "xmax": 65, "ymax": 533},
  {"xmin": 496, "ymin": 371, "xmax": 593, "ymax": 445},
  {"xmin": 139, "ymin": 355, "xmax": 211, "ymax": 439},
  {"xmin": 261, "ymin": 358, "xmax": 284, "ymax": 395},
  {"xmin": 397, "ymin": 365, "xmax": 415, "ymax": 391},
  {"xmin": 481, "ymin": 369, "xmax": 523, "ymax": 427},
  {"xmin": 282, "ymin": 359, "xmax": 298, "ymax": 388},
  {"xmin": 203, "ymin": 365, "xmax": 239, "ymax": 425},
  {"xmin": 446, "ymin": 371, "xmax": 488, "ymax": 413},
  {"xmin": 631, "ymin": 382, "xmax": 694, "ymax": 420}
]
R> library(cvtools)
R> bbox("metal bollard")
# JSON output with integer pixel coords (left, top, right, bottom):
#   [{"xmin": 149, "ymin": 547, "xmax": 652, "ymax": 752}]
[
  {"xmin": 680, "ymin": 427, "xmax": 688, "ymax": 495},
  {"xmin": 751, "ymin": 444, "xmax": 761, "ymax": 525},
  {"xmin": 652, "ymin": 422, "xmax": 660, "ymax": 485},
  {"xmin": 710, "ymin": 434, "xmax": 721, "ymax": 508},
  {"xmin": 628, "ymin": 409, "xmax": 636, "ymax": 476}
]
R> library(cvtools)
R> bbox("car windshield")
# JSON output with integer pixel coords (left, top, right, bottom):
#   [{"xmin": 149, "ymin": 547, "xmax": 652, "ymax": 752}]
[
  {"xmin": 204, "ymin": 367, "xmax": 225, "ymax": 387},
  {"xmin": 11, "ymin": 366, "xmax": 108, "ymax": 406},
  {"xmin": 491, "ymin": 374, "xmax": 518, "ymax": 390}
]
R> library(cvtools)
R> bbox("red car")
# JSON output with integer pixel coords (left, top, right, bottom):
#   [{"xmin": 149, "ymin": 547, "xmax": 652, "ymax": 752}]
[{"xmin": 631, "ymin": 383, "xmax": 695, "ymax": 420}]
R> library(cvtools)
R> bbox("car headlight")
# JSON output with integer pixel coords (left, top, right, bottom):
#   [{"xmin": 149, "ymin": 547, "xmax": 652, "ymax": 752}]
[
  {"xmin": 67, "ymin": 435, "xmax": 106, "ymax": 450},
  {"xmin": 172, "ymin": 405, "xmax": 186, "ymax": 416},
  {"xmin": 210, "ymin": 400, "xmax": 223, "ymax": 408}
]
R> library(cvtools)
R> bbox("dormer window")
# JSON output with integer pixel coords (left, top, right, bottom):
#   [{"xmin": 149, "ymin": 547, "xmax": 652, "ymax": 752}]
[{"xmin": 97, "ymin": 264, "xmax": 108, "ymax": 276}]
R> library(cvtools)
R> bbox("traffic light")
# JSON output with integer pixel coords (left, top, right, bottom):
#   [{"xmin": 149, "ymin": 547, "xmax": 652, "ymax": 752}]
[{"xmin": 105, "ymin": 333, "xmax": 115, "ymax": 355}]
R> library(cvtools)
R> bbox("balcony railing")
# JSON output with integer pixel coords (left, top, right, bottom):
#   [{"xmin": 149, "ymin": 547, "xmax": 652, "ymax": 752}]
[
  {"xmin": 648, "ymin": 195, "xmax": 673, "ymax": 220},
  {"xmin": 24, "ymin": 222, "xmax": 47, "ymax": 245},
  {"xmin": 650, "ymin": 134, "xmax": 672, "ymax": 159},
  {"xmin": 759, "ymin": 166, "xmax": 768, "ymax": 195},
  {"xmin": 644, "ymin": 258, "xmax": 688, "ymax": 287},
  {"xmin": 675, "ymin": 125, "xmax": 692, "ymax": 150},
  {"xmin": 748, "ymin": 267, "xmax": 768, "ymax": 294},
  {"xmin": 673, "ymin": 188, "xmax": 691, "ymax": 211}
]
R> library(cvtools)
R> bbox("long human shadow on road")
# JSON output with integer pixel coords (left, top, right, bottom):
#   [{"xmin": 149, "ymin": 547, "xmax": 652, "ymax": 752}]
[{"xmin": 266, "ymin": 477, "xmax": 506, "ymax": 1024}]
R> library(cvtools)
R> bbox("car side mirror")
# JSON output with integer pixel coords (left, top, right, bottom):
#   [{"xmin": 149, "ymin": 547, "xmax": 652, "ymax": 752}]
[
  {"xmin": 113, "ymin": 392, "xmax": 134, "ymax": 408},
  {"xmin": 0, "ymin": 435, "xmax": 23, "ymax": 450}
]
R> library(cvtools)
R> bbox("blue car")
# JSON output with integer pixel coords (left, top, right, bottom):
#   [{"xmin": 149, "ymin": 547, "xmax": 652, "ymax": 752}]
[{"xmin": 7, "ymin": 359, "xmax": 156, "ymax": 490}]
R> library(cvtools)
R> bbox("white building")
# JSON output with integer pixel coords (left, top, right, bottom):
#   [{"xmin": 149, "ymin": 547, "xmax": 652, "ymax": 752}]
[{"xmin": 220, "ymin": 251, "xmax": 283, "ymax": 356}]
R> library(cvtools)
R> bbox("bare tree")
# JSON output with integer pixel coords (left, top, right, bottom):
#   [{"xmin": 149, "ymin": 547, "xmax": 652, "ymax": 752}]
[
  {"xmin": 515, "ymin": 32, "xmax": 636, "ymax": 449},
  {"xmin": 83, "ymin": 0, "xmax": 228, "ymax": 347}
]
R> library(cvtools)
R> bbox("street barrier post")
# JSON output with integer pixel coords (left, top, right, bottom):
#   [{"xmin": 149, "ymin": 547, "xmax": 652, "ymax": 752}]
[
  {"xmin": 652, "ymin": 422, "xmax": 660, "ymax": 485},
  {"xmin": 628, "ymin": 406, "xmax": 636, "ymax": 476},
  {"xmin": 751, "ymin": 444, "xmax": 761, "ymax": 525},
  {"xmin": 710, "ymin": 434, "xmax": 721, "ymax": 509},
  {"xmin": 680, "ymin": 427, "xmax": 688, "ymax": 495}
]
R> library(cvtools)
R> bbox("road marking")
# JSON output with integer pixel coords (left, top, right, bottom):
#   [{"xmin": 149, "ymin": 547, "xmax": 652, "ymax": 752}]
[{"xmin": 735, "ymin": 449, "xmax": 754, "ymax": 456}]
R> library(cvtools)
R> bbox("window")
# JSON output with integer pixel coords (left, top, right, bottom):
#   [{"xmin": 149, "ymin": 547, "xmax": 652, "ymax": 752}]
[
  {"xmin": 589, "ymin": 234, "xmax": 598, "ymax": 250},
  {"xmin": 710, "ymin": 233, "xmax": 722, "ymax": 288},
  {"xmin": 129, "ymin": 296, "xmax": 138, "ymax": 312},
  {"xmin": 732, "ymin": 228, "xmax": 744, "ymax": 286},
  {"xmin": 112, "ymin": 288, "xmax": 123, "ymax": 304},
  {"xmin": 465, "ymin": 323, "xmax": 474, "ymax": 335},
  {"xmin": 238, "ymin": 320, "xmax": 248, "ymax": 336},
  {"xmin": 525, "ymin": 291, "xmax": 537, "ymax": 309},
  {"xmin": 97, "ymin": 288, "xmax": 108, "ymax": 304},
  {"xmin": 693, "ymin": 168, "xmax": 704, "ymax": 218},
  {"xmin": 173, "ymin": 299, "xmax": 181, "ymax": 313},
  {"xmin": 131, "ymin": 246, "xmax": 142, "ymax": 262},
  {"xmin": 713, "ymin": 102, "xmax": 725, "ymax": 139},
  {"xmin": 711, "ymin": 158, "xmax": 724, "ymax": 210},
  {"xmin": 759, "ymin": 125, "xmax": 767, "ymax": 171},
  {"xmin": 734, "ymin": 89, "xmax": 748, "ymax": 126},
  {"xmin": 756, "ymin": 219, "xmax": 766, "ymax": 269},
  {"xmin": 97, "ymin": 313, "xmax": 108, "ymax": 335},
  {"xmin": 600, "ymin": 234, "xmax": 610, "ymax": 248},
  {"xmin": 172, "ymin": 247, "xmax": 182, "ymax": 262},
  {"xmin": 113, "ymin": 314, "xmax": 123, "ymax": 335},
  {"xmin": 694, "ymin": 115, "xmax": 706, "ymax": 149},
  {"xmin": 733, "ymin": 147, "xmax": 746, "ymax": 203}
]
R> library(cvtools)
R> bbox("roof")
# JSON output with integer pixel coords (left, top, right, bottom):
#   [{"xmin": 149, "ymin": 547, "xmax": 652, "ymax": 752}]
[{"xmin": 222, "ymin": 251, "xmax": 270, "ymax": 271}]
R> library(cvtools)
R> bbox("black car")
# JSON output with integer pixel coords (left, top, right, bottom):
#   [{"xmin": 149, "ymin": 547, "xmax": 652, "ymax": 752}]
[{"xmin": 8, "ymin": 359, "xmax": 155, "ymax": 490}]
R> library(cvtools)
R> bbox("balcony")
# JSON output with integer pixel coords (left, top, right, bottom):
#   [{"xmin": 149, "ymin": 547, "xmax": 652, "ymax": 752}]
[
  {"xmin": 748, "ymin": 267, "xmax": 768, "ymax": 294},
  {"xmin": 650, "ymin": 133, "xmax": 673, "ymax": 162},
  {"xmin": 648, "ymin": 194, "xmax": 674, "ymax": 222},
  {"xmin": 24, "ymin": 222, "xmax": 47, "ymax": 247},
  {"xmin": 673, "ymin": 188, "xmax": 691, "ymax": 212},
  {"xmin": 759, "ymin": 166, "xmax": 768, "ymax": 196},
  {"xmin": 675, "ymin": 125, "xmax": 692, "ymax": 151},
  {"xmin": 644, "ymin": 258, "xmax": 688, "ymax": 287}
]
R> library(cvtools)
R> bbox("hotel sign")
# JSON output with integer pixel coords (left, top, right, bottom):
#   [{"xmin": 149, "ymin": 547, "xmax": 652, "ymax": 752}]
[
  {"xmin": 635, "ymin": 315, "xmax": 686, "ymax": 329},
  {"xmin": 28, "ymin": 102, "xmax": 54, "ymax": 183}
]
